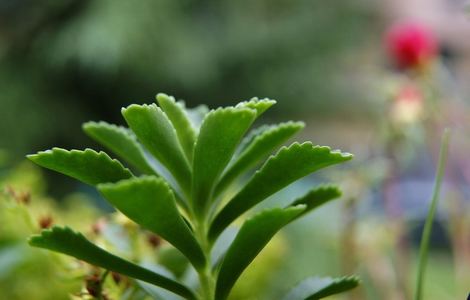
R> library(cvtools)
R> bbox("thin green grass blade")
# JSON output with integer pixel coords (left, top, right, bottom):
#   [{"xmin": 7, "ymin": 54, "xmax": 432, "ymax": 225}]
[{"xmin": 414, "ymin": 129, "xmax": 451, "ymax": 300}]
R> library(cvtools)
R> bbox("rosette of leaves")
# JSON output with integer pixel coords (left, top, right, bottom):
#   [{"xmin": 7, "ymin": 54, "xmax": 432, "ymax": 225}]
[{"xmin": 27, "ymin": 93, "xmax": 359, "ymax": 300}]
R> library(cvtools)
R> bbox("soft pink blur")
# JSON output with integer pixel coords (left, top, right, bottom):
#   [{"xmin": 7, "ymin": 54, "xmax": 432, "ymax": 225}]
[{"xmin": 385, "ymin": 21, "xmax": 438, "ymax": 69}]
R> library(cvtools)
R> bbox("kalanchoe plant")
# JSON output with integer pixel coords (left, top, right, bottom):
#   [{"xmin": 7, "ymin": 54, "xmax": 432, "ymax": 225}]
[{"xmin": 27, "ymin": 93, "xmax": 359, "ymax": 300}]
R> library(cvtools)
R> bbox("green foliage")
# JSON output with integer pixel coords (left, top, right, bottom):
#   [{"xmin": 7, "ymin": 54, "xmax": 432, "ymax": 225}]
[
  {"xmin": 287, "ymin": 185, "xmax": 342, "ymax": 219},
  {"xmin": 27, "ymin": 148, "xmax": 133, "ymax": 185},
  {"xmin": 192, "ymin": 106, "xmax": 257, "ymax": 217},
  {"xmin": 214, "ymin": 121, "xmax": 305, "ymax": 197},
  {"xmin": 282, "ymin": 276, "xmax": 360, "ymax": 300},
  {"xmin": 29, "ymin": 226, "xmax": 197, "ymax": 300},
  {"xmin": 215, "ymin": 206, "xmax": 305, "ymax": 300},
  {"xmin": 83, "ymin": 121, "xmax": 156, "ymax": 175},
  {"xmin": 28, "ymin": 94, "xmax": 357, "ymax": 299},
  {"xmin": 122, "ymin": 104, "xmax": 192, "ymax": 194},
  {"xmin": 156, "ymin": 93, "xmax": 197, "ymax": 163},
  {"xmin": 209, "ymin": 142, "xmax": 352, "ymax": 242},
  {"xmin": 98, "ymin": 176, "xmax": 205, "ymax": 269}
]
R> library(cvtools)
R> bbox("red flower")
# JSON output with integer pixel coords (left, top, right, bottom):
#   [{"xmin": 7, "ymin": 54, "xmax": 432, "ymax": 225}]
[{"xmin": 385, "ymin": 21, "xmax": 438, "ymax": 69}]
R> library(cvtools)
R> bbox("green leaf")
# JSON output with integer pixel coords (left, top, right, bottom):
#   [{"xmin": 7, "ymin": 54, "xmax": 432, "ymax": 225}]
[
  {"xmin": 158, "ymin": 245, "xmax": 190, "ymax": 279},
  {"xmin": 209, "ymin": 142, "xmax": 352, "ymax": 242},
  {"xmin": 287, "ymin": 185, "xmax": 342, "ymax": 219},
  {"xmin": 237, "ymin": 124, "xmax": 271, "ymax": 155},
  {"xmin": 97, "ymin": 176, "xmax": 206, "ymax": 270},
  {"xmin": 157, "ymin": 93, "xmax": 197, "ymax": 163},
  {"xmin": 83, "ymin": 121, "xmax": 156, "ymax": 175},
  {"xmin": 282, "ymin": 276, "xmax": 360, "ymax": 300},
  {"xmin": 214, "ymin": 121, "xmax": 304, "ymax": 197},
  {"xmin": 122, "ymin": 104, "xmax": 191, "ymax": 194},
  {"xmin": 191, "ymin": 107, "xmax": 257, "ymax": 216},
  {"xmin": 29, "ymin": 227, "xmax": 197, "ymax": 300},
  {"xmin": 215, "ymin": 206, "xmax": 305, "ymax": 300},
  {"xmin": 27, "ymin": 148, "xmax": 133, "ymax": 186},
  {"xmin": 236, "ymin": 98, "xmax": 276, "ymax": 117}
]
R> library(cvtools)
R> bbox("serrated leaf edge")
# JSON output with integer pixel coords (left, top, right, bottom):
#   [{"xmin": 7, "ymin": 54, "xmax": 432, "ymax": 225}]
[{"xmin": 27, "ymin": 147, "xmax": 133, "ymax": 175}]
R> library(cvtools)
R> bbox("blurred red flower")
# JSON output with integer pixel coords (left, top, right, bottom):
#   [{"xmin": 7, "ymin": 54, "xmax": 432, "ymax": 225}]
[{"xmin": 385, "ymin": 21, "xmax": 438, "ymax": 70}]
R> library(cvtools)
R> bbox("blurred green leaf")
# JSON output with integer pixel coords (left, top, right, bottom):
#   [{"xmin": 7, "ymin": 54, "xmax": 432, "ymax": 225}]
[
  {"xmin": 158, "ymin": 245, "xmax": 190, "ymax": 279},
  {"xmin": 157, "ymin": 93, "xmax": 197, "ymax": 163},
  {"xmin": 98, "ymin": 176, "xmax": 205, "ymax": 270},
  {"xmin": 27, "ymin": 148, "xmax": 132, "ymax": 185},
  {"xmin": 191, "ymin": 107, "xmax": 257, "ymax": 216},
  {"xmin": 287, "ymin": 185, "xmax": 342, "ymax": 219},
  {"xmin": 209, "ymin": 142, "xmax": 352, "ymax": 241},
  {"xmin": 237, "ymin": 124, "xmax": 272, "ymax": 155},
  {"xmin": 29, "ymin": 226, "xmax": 197, "ymax": 300},
  {"xmin": 83, "ymin": 121, "xmax": 156, "ymax": 175},
  {"xmin": 214, "ymin": 121, "xmax": 304, "ymax": 197},
  {"xmin": 215, "ymin": 206, "xmax": 305, "ymax": 300},
  {"xmin": 282, "ymin": 276, "xmax": 360, "ymax": 300},
  {"xmin": 122, "ymin": 104, "xmax": 191, "ymax": 194}
]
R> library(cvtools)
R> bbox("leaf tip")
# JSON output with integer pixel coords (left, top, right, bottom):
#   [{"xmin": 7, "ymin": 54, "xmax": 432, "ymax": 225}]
[
  {"xmin": 156, "ymin": 93, "xmax": 175, "ymax": 103},
  {"xmin": 26, "ymin": 153, "xmax": 38, "ymax": 161}
]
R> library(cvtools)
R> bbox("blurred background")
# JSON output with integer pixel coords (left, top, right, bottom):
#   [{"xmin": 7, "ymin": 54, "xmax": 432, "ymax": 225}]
[{"xmin": 1, "ymin": 0, "xmax": 470, "ymax": 299}]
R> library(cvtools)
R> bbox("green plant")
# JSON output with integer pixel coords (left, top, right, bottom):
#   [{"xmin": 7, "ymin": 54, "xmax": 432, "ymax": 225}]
[
  {"xmin": 27, "ymin": 93, "xmax": 359, "ymax": 300},
  {"xmin": 414, "ymin": 129, "xmax": 450, "ymax": 300}
]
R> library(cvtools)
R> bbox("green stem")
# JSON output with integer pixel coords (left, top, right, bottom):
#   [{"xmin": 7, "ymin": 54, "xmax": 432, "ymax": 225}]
[
  {"xmin": 194, "ymin": 219, "xmax": 215, "ymax": 300},
  {"xmin": 198, "ymin": 265, "xmax": 215, "ymax": 300},
  {"xmin": 414, "ymin": 128, "xmax": 450, "ymax": 300}
]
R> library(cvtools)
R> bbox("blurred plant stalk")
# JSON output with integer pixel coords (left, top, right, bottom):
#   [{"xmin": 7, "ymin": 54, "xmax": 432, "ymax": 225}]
[{"xmin": 414, "ymin": 129, "xmax": 450, "ymax": 300}]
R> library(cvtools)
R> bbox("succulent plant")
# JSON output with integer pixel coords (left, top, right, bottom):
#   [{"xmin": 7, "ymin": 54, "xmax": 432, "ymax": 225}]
[{"xmin": 27, "ymin": 93, "xmax": 358, "ymax": 300}]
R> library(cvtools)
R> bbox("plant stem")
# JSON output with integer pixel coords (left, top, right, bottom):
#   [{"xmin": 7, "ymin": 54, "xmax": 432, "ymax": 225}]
[
  {"xmin": 198, "ymin": 265, "xmax": 215, "ymax": 300},
  {"xmin": 414, "ymin": 128, "xmax": 450, "ymax": 300},
  {"xmin": 195, "ymin": 219, "xmax": 215, "ymax": 300}
]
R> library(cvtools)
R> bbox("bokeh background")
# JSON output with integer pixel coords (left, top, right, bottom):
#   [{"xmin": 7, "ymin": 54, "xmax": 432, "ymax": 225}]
[{"xmin": 1, "ymin": 0, "xmax": 470, "ymax": 299}]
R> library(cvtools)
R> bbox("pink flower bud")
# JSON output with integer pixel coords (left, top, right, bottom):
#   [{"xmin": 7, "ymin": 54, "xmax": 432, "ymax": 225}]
[
  {"xmin": 390, "ymin": 84, "xmax": 423, "ymax": 124},
  {"xmin": 385, "ymin": 21, "xmax": 438, "ymax": 70}
]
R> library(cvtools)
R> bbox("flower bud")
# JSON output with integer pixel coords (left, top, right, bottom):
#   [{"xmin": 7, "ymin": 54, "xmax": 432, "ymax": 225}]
[
  {"xmin": 38, "ymin": 215, "xmax": 54, "ymax": 229},
  {"xmin": 390, "ymin": 84, "xmax": 423, "ymax": 124},
  {"xmin": 385, "ymin": 21, "xmax": 438, "ymax": 70}
]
